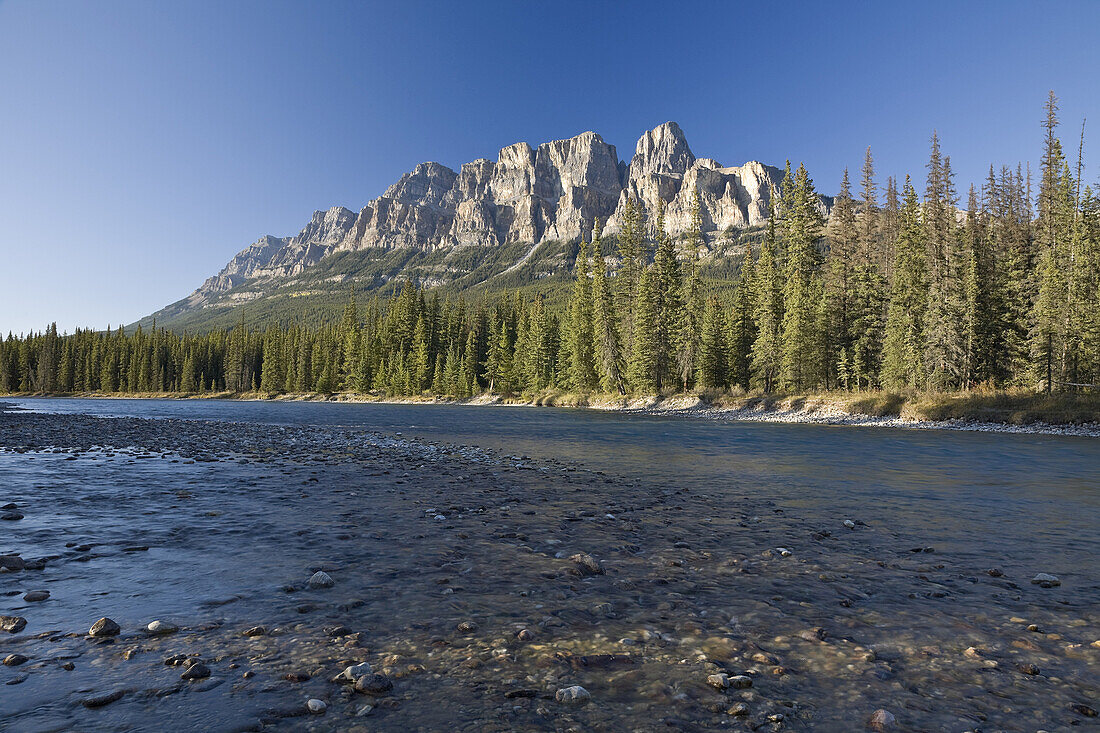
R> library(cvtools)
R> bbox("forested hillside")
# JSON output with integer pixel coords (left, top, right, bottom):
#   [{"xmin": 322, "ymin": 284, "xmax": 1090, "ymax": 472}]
[{"xmin": 5, "ymin": 94, "xmax": 1098, "ymax": 399}]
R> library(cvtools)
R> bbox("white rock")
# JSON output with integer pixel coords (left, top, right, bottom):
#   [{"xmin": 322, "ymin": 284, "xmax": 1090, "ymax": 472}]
[
  {"xmin": 555, "ymin": 685, "xmax": 591, "ymax": 705},
  {"xmin": 1031, "ymin": 573, "xmax": 1061, "ymax": 587},
  {"xmin": 308, "ymin": 570, "xmax": 335, "ymax": 588},
  {"xmin": 306, "ymin": 698, "xmax": 327, "ymax": 714},
  {"xmin": 146, "ymin": 620, "xmax": 179, "ymax": 635},
  {"xmin": 843, "ymin": 519, "xmax": 856, "ymax": 529},
  {"xmin": 337, "ymin": 662, "xmax": 373, "ymax": 681}
]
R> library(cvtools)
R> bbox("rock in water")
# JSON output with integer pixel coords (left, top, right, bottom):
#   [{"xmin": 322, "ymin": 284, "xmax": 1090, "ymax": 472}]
[
  {"xmin": 146, "ymin": 620, "xmax": 178, "ymax": 635},
  {"xmin": 1031, "ymin": 573, "xmax": 1061, "ymax": 587},
  {"xmin": 0, "ymin": 555, "xmax": 25, "ymax": 571},
  {"xmin": 181, "ymin": 662, "xmax": 212, "ymax": 680},
  {"xmin": 3, "ymin": 654, "xmax": 29, "ymax": 666},
  {"xmin": 730, "ymin": 675, "xmax": 753, "ymax": 689},
  {"xmin": 1, "ymin": 614, "xmax": 29, "ymax": 633},
  {"xmin": 307, "ymin": 699, "xmax": 327, "ymax": 714},
  {"xmin": 82, "ymin": 690, "xmax": 126, "ymax": 708},
  {"xmin": 1, "ymin": 511, "xmax": 24, "ymax": 521},
  {"xmin": 1, "ymin": 616, "xmax": 28, "ymax": 634},
  {"xmin": 308, "ymin": 571, "xmax": 335, "ymax": 588},
  {"xmin": 354, "ymin": 673, "xmax": 393, "ymax": 695},
  {"xmin": 89, "ymin": 618, "xmax": 121, "ymax": 637},
  {"xmin": 23, "ymin": 590, "xmax": 49, "ymax": 602},
  {"xmin": 336, "ymin": 662, "xmax": 372, "ymax": 681},
  {"xmin": 868, "ymin": 709, "xmax": 897, "ymax": 730},
  {"xmin": 555, "ymin": 685, "xmax": 591, "ymax": 705},
  {"xmin": 569, "ymin": 553, "xmax": 604, "ymax": 576},
  {"xmin": 706, "ymin": 673, "xmax": 730, "ymax": 690}
]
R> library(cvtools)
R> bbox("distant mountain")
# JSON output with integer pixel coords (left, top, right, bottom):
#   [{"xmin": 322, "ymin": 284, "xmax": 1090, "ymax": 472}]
[{"xmin": 140, "ymin": 122, "xmax": 830, "ymax": 330}]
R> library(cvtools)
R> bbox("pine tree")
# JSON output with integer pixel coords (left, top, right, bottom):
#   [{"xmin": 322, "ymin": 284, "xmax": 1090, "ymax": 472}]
[
  {"xmin": 728, "ymin": 244, "xmax": 757, "ymax": 390},
  {"xmin": 628, "ymin": 266, "xmax": 660, "ymax": 393},
  {"xmin": 751, "ymin": 206, "xmax": 784, "ymax": 392},
  {"xmin": 615, "ymin": 195, "xmax": 644, "ymax": 361},
  {"xmin": 565, "ymin": 239, "xmax": 598, "ymax": 391},
  {"xmin": 698, "ymin": 296, "xmax": 728, "ymax": 390},
  {"xmin": 881, "ymin": 177, "xmax": 927, "ymax": 390},
  {"xmin": 591, "ymin": 223, "xmax": 626, "ymax": 394},
  {"xmin": 779, "ymin": 163, "xmax": 825, "ymax": 391}
]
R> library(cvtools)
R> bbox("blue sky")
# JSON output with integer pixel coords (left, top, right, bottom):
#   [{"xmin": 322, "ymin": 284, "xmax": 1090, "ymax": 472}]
[{"xmin": 1, "ymin": 0, "xmax": 1098, "ymax": 334}]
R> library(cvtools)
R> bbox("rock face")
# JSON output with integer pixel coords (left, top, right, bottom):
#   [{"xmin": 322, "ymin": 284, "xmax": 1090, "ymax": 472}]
[{"xmin": 159, "ymin": 122, "xmax": 831, "ymax": 320}]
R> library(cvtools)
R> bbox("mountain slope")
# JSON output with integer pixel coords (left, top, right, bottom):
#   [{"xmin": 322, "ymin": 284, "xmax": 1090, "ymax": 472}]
[{"xmin": 139, "ymin": 122, "xmax": 828, "ymax": 331}]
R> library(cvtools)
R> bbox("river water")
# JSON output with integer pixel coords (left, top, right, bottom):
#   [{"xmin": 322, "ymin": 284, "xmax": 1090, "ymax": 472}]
[{"xmin": 1, "ymin": 398, "xmax": 1098, "ymax": 732}]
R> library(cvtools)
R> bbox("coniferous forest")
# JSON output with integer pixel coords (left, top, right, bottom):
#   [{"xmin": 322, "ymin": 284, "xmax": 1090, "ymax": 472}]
[{"xmin": 4, "ymin": 94, "xmax": 1099, "ymax": 401}]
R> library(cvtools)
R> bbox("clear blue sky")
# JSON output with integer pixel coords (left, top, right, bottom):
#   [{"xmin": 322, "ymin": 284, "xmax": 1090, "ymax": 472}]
[{"xmin": 1, "ymin": 0, "xmax": 1097, "ymax": 335}]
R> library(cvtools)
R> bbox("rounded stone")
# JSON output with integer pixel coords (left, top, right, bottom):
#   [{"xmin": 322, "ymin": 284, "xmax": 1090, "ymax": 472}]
[
  {"xmin": 308, "ymin": 571, "xmax": 335, "ymax": 588},
  {"xmin": 1, "ymin": 616, "xmax": 28, "ymax": 634},
  {"xmin": 146, "ymin": 620, "xmax": 178, "ymax": 635},
  {"xmin": 89, "ymin": 617, "xmax": 121, "ymax": 637},
  {"xmin": 307, "ymin": 698, "xmax": 327, "ymax": 714},
  {"xmin": 354, "ymin": 673, "xmax": 393, "ymax": 695},
  {"xmin": 555, "ymin": 685, "xmax": 591, "ymax": 705},
  {"xmin": 869, "ymin": 709, "xmax": 897, "ymax": 730}
]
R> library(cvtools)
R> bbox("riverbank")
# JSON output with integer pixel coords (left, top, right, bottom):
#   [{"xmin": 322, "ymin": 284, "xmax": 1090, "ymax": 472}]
[
  {"xmin": 5, "ymin": 388, "xmax": 1100, "ymax": 437},
  {"xmin": 2, "ymin": 406, "xmax": 1097, "ymax": 731}
]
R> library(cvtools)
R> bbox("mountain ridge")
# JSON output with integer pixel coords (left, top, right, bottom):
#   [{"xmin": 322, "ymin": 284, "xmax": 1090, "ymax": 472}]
[{"xmin": 142, "ymin": 122, "xmax": 830, "ymax": 330}]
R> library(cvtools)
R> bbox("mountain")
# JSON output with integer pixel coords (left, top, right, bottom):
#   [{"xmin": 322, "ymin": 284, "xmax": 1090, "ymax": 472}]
[{"xmin": 140, "ymin": 122, "xmax": 829, "ymax": 330}]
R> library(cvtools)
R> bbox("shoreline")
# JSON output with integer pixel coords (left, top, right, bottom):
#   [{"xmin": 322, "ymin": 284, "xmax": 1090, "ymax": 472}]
[{"xmin": 4, "ymin": 390, "xmax": 1100, "ymax": 438}]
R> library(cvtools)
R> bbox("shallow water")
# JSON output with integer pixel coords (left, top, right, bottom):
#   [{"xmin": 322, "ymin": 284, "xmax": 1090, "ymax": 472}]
[{"xmin": 1, "ymin": 398, "xmax": 1098, "ymax": 732}]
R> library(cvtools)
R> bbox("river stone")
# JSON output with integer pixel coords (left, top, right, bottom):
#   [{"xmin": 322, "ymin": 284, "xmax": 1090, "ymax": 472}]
[
  {"xmin": 843, "ymin": 519, "xmax": 856, "ymax": 529},
  {"xmin": 308, "ymin": 571, "xmax": 335, "ymax": 588},
  {"xmin": 243, "ymin": 625, "xmax": 267, "ymax": 637},
  {"xmin": 354, "ymin": 673, "xmax": 393, "ymax": 695},
  {"xmin": 0, "ymin": 555, "xmax": 24, "ymax": 571},
  {"xmin": 146, "ymin": 620, "xmax": 178, "ymax": 635},
  {"xmin": 22, "ymin": 590, "xmax": 49, "ymax": 602},
  {"xmin": 730, "ymin": 675, "xmax": 753, "ymax": 689},
  {"xmin": 89, "ymin": 618, "xmax": 121, "ymax": 637},
  {"xmin": 307, "ymin": 699, "xmax": 327, "ymax": 714},
  {"xmin": 869, "ymin": 709, "xmax": 897, "ymax": 730},
  {"xmin": 728, "ymin": 702, "xmax": 749, "ymax": 716},
  {"xmin": 82, "ymin": 690, "xmax": 126, "ymax": 708},
  {"xmin": 3, "ymin": 654, "xmax": 29, "ymax": 666},
  {"xmin": 456, "ymin": 620, "xmax": 478, "ymax": 634},
  {"xmin": 1, "ymin": 512, "xmax": 24, "ymax": 521},
  {"xmin": 337, "ymin": 662, "xmax": 372, "ymax": 681},
  {"xmin": 569, "ymin": 553, "xmax": 604, "ymax": 576},
  {"xmin": 1, "ymin": 616, "xmax": 28, "ymax": 634},
  {"xmin": 555, "ymin": 685, "xmax": 591, "ymax": 705},
  {"xmin": 1031, "ymin": 573, "xmax": 1061, "ymax": 587},
  {"xmin": 182, "ymin": 662, "xmax": 212, "ymax": 680},
  {"xmin": 706, "ymin": 673, "xmax": 730, "ymax": 690}
]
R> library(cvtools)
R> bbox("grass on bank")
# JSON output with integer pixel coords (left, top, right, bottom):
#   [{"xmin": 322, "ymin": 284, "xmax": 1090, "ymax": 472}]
[{"xmin": 3, "ymin": 388, "xmax": 1098, "ymax": 426}]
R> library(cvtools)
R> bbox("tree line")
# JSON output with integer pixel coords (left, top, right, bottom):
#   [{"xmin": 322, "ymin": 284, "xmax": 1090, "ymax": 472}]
[{"xmin": 3, "ymin": 93, "xmax": 1098, "ymax": 398}]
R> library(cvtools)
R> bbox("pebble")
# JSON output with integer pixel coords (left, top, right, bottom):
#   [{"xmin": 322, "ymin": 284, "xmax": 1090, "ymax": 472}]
[
  {"xmin": 337, "ymin": 662, "xmax": 373, "ymax": 681},
  {"xmin": 456, "ymin": 620, "xmax": 479, "ymax": 634},
  {"xmin": 1, "ymin": 511, "xmax": 24, "ymax": 520},
  {"xmin": 729, "ymin": 675, "xmax": 753, "ymax": 689},
  {"xmin": 181, "ymin": 663, "xmax": 212, "ymax": 680},
  {"xmin": 868, "ymin": 709, "xmax": 897, "ymax": 730},
  {"xmin": 354, "ymin": 673, "xmax": 393, "ymax": 695},
  {"xmin": 146, "ymin": 620, "xmax": 178, "ymax": 635},
  {"xmin": 0, "ymin": 555, "xmax": 25, "ymax": 571},
  {"xmin": 3, "ymin": 654, "xmax": 29, "ymax": 666},
  {"xmin": 1, "ymin": 615, "xmax": 28, "ymax": 633},
  {"xmin": 308, "ymin": 570, "xmax": 335, "ymax": 588},
  {"xmin": 89, "ymin": 617, "xmax": 121, "ymax": 637},
  {"xmin": 727, "ymin": 702, "xmax": 749, "ymax": 716},
  {"xmin": 569, "ymin": 553, "xmax": 604, "ymax": 576},
  {"xmin": 82, "ymin": 690, "xmax": 126, "ymax": 708},
  {"xmin": 555, "ymin": 685, "xmax": 591, "ymax": 705},
  {"xmin": 1031, "ymin": 573, "xmax": 1061, "ymax": 587},
  {"xmin": 243, "ymin": 625, "xmax": 267, "ymax": 637},
  {"xmin": 843, "ymin": 519, "xmax": 856, "ymax": 529},
  {"xmin": 706, "ymin": 673, "xmax": 730, "ymax": 689},
  {"xmin": 306, "ymin": 698, "xmax": 327, "ymax": 714}
]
